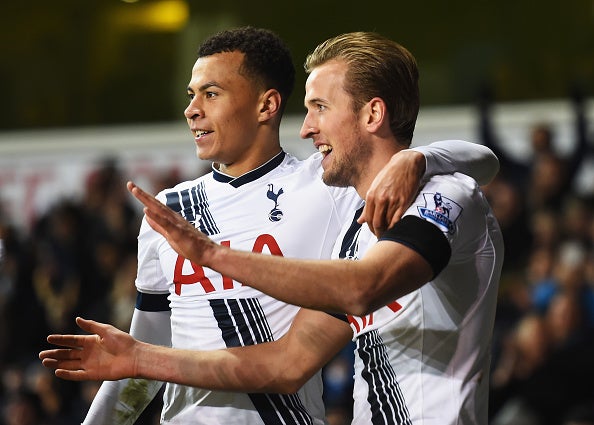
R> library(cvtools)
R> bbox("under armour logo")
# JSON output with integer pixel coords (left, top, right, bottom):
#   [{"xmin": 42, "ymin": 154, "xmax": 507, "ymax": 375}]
[{"xmin": 266, "ymin": 184, "xmax": 284, "ymax": 222}]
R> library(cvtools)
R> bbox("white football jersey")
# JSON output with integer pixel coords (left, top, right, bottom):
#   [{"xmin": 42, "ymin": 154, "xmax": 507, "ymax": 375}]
[
  {"xmin": 136, "ymin": 151, "xmax": 363, "ymax": 424},
  {"xmin": 333, "ymin": 173, "xmax": 503, "ymax": 425}
]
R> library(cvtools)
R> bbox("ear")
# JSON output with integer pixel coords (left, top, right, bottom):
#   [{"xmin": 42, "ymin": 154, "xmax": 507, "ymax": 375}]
[
  {"xmin": 363, "ymin": 97, "xmax": 388, "ymax": 134},
  {"xmin": 258, "ymin": 89, "xmax": 282, "ymax": 123}
]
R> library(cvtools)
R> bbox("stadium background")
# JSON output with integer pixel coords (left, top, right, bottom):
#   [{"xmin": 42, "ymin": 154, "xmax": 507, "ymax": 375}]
[{"xmin": 0, "ymin": 1, "xmax": 593, "ymax": 424}]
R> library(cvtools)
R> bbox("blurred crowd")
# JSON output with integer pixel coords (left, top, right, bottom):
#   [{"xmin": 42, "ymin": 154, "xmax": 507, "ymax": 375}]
[
  {"xmin": 0, "ymin": 91, "xmax": 593, "ymax": 424},
  {"xmin": 481, "ymin": 88, "xmax": 594, "ymax": 425}
]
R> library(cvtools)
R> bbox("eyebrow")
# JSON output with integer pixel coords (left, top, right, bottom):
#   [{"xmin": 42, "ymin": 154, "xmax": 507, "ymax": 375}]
[
  {"xmin": 186, "ymin": 81, "xmax": 222, "ymax": 93},
  {"xmin": 304, "ymin": 97, "xmax": 327, "ymax": 107}
]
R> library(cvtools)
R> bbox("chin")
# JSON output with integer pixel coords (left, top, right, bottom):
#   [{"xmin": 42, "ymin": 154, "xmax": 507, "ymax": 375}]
[
  {"xmin": 195, "ymin": 148, "xmax": 212, "ymax": 161},
  {"xmin": 322, "ymin": 173, "xmax": 349, "ymax": 188}
]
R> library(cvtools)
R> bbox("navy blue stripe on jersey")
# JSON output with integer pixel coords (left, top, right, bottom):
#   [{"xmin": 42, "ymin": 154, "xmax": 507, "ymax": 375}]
[
  {"xmin": 210, "ymin": 298, "xmax": 314, "ymax": 424},
  {"xmin": 165, "ymin": 182, "xmax": 219, "ymax": 235},
  {"xmin": 379, "ymin": 215, "xmax": 451, "ymax": 278},
  {"xmin": 192, "ymin": 181, "xmax": 220, "ymax": 235},
  {"xmin": 338, "ymin": 206, "xmax": 365, "ymax": 259},
  {"xmin": 135, "ymin": 291, "xmax": 169, "ymax": 312},
  {"xmin": 212, "ymin": 151, "xmax": 286, "ymax": 188},
  {"xmin": 251, "ymin": 394, "xmax": 314, "ymax": 425},
  {"xmin": 357, "ymin": 330, "xmax": 412, "ymax": 425},
  {"xmin": 240, "ymin": 298, "xmax": 274, "ymax": 344},
  {"xmin": 165, "ymin": 192, "xmax": 183, "ymax": 213},
  {"xmin": 180, "ymin": 188, "xmax": 195, "ymax": 221}
]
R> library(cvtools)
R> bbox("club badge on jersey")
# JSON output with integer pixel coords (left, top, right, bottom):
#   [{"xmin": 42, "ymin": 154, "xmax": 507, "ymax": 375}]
[{"xmin": 266, "ymin": 183, "xmax": 284, "ymax": 222}]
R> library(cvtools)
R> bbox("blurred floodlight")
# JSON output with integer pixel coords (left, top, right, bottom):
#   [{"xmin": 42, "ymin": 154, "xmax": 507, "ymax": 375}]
[{"xmin": 114, "ymin": 0, "xmax": 189, "ymax": 31}]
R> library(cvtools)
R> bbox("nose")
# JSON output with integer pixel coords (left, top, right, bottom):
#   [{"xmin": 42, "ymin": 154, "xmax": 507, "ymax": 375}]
[
  {"xmin": 184, "ymin": 98, "xmax": 202, "ymax": 120},
  {"xmin": 300, "ymin": 114, "xmax": 316, "ymax": 139}
]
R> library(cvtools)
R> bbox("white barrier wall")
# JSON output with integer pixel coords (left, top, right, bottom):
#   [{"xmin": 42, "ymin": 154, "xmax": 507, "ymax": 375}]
[{"xmin": 0, "ymin": 100, "xmax": 592, "ymax": 231}]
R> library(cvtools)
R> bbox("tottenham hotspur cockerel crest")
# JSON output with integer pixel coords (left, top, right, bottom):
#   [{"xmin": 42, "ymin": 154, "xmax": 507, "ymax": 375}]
[
  {"xmin": 266, "ymin": 184, "xmax": 284, "ymax": 222},
  {"xmin": 417, "ymin": 192, "xmax": 462, "ymax": 234}
]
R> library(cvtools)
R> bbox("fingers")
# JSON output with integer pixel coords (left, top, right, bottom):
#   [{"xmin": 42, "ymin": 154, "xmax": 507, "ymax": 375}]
[
  {"xmin": 76, "ymin": 316, "xmax": 108, "ymax": 336},
  {"xmin": 40, "ymin": 349, "xmax": 85, "ymax": 378},
  {"xmin": 41, "ymin": 357, "xmax": 82, "ymax": 370},
  {"xmin": 54, "ymin": 369, "xmax": 90, "ymax": 381},
  {"xmin": 127, "ymin": 181, "xmax": 182, "ymax": 233},
  {"xmin": 358, "ymin": 194, "xmax": 389, "ymax": 237},
  {"xmin": 357, "ymin": 202, "xmax": 372, "ymax": 226},
  {"xmin": 46, "ymin": 334, "xmax": 84, "ymax": 349},
  {"xmin": 39, "ymin": 348, "xmax": 81, "ymax": 361},
  {"xmin": 127, "ymin": 181, "xmax": 166, "ymax": 212},
  {"xmin": 144, "ymin": 208, "xmax": 173, "ymax": 232},
  {"xmin": 389, "ymin": 207, "xmax": 405, "ymax": 229}
]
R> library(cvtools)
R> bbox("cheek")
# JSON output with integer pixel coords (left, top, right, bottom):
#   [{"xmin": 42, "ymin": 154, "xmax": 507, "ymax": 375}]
[{"xmin": 325, "ymin": 119, "xmax": 349, "ymax": 142}]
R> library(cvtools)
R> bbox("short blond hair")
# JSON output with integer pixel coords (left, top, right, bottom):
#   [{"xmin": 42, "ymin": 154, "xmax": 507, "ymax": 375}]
[{"xmin": 305, "ymin": 32, "xmax": 419, "ymax": 146}]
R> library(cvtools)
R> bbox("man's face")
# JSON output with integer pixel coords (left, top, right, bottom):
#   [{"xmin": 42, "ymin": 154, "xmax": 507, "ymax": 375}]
[
  {"xmin": 184, "ymin": 51, "xmax": 263, "ymax": 168},
  {"xmin": 300, "ymin": 60, "xmax": 371, "ymax": 188}
]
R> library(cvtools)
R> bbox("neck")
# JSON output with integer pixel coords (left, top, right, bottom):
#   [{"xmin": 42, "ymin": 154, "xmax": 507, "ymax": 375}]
[
  {"xmin": 215, "ymin": 144, "xmax": 283, "ymax": 177},
  {"xmin": 354, "ymin": 143, "xmax": 403, "ymax": 199}
]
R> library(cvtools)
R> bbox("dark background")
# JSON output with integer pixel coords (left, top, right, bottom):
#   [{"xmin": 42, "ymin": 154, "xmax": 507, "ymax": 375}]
[{"xmin": 1, "ymin": 0, "xmax": 592, "ymax": 130}]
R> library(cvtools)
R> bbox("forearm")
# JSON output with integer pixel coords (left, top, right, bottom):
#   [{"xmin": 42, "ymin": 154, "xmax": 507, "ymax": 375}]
[
  {"xmin": 135, "ymin": 343, "xmax": 285, "ymax": 392},
  {"xmin": 204, "ymin": 246, "xmax": 374, "ymax": 316},
  {"xmin": 134, "ymin": 309, "xmax": 351, "ymax": 393}
]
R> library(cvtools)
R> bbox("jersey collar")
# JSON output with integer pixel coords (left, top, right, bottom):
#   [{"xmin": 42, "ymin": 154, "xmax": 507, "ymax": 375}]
[{"xmin": 211, "ymin": 151, "xmax": 286, "ymax": 188}]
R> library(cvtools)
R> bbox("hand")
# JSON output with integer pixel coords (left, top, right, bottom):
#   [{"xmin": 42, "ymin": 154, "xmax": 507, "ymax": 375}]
[
  {"xmin": 127, "ymin": 181, "xmax": 217, "ymax": 266},
  {"xmin": 358, "ymin": 150, "xmax": 424, "ymax": 236},
  {"xmin": 39, "ymin": 317, "xmax": 138, "ymax": 381}
]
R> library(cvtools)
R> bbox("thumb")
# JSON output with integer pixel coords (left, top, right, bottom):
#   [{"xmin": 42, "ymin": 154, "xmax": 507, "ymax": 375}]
[{"xmin": 75, "ymin": 317, "xmax": 104, "ymax": 336}]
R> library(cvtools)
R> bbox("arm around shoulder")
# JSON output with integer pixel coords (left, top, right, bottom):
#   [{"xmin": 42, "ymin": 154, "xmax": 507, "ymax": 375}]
[{"xmin": 413, "ymin": 140, "xmax": 499, "ymax": 185}]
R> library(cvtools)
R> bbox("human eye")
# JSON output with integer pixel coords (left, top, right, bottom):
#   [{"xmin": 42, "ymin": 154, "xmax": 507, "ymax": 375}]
[
  {"xmin": 187, "ymin": 91, "xmax": 195, "ymax": 100},
  {"xmin": 316, "ymin": 103, "xmax": 326, "ymax": 112},
  {"xmin": 205, "ymin": 91, "xmax": 217, "ymax": 99}
]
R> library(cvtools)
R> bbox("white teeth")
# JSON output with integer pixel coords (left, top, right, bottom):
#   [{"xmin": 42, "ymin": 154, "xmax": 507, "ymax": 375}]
[
  {"xmin": 318, "ymin": 145, "xmax": 332, "ymax": 153},
  {"xmin": 195, "ymin": 130, "xmax": 210, "ymax": 137}
]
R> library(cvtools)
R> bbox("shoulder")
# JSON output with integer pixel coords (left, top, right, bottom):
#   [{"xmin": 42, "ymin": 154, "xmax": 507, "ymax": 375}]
[{"xmin": 155, "ymin": 176, "xmax": 208, "ymax": 203}]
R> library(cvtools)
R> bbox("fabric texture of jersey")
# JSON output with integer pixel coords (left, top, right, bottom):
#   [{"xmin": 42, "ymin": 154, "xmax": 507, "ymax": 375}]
[
  {"xmin": 332, "ymin": 172, "xmax": 504, "ymax": 425},
  {"xmin": 136, "ymin": 151, "xmax": 363, "ymax": 424}
]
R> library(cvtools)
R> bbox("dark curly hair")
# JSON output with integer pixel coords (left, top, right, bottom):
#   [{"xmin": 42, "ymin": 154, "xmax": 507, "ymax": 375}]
[{"xmin": 198, "ymin": 27, "xmax": 295, "ymax": 114}]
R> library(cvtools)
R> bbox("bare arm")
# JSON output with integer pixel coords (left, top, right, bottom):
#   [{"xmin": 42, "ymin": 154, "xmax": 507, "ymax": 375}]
[
  {"xmin": 40, "ymin": 310, "xmax": 352, "ymax": 394},
  {"xmin": 127, "ymin": 182, "xmax": 434, "ymax": 316}
]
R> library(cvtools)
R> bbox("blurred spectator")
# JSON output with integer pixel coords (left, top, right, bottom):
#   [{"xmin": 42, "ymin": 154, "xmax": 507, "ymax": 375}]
[
  {"xmin": 478, "ymin": 85, "xmax": 591, "ymax": 272},
  {"xmin": 490, "ymin": 290, "xmax": 594, "ymax": 425},
  {"xmin": 478, "ymin": 84, "xmax": 589, "ymax": 211},
  {"xmin": 531, "ymin": 241, "xmax": 594, "ymax": 326},
  {"xmin": 31, "ymin": 200, "xmax": 84, "ymax": 333},
  {"xmin": 108, "ymin": 253, "xmax": 138, "ymax": 332},
  {"xmin": 1, "ymin": 389, "xmax": 47, "ymax": 425}
]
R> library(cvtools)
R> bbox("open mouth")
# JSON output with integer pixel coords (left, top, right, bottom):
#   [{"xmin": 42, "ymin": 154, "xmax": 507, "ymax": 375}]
[
  {"xmin": 318, "ymin": 144, "xmax": 332, "ymax": 156},
  {"xmin": 195, "ymin": 130, "xmax": 213, "ymax": 139}
]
